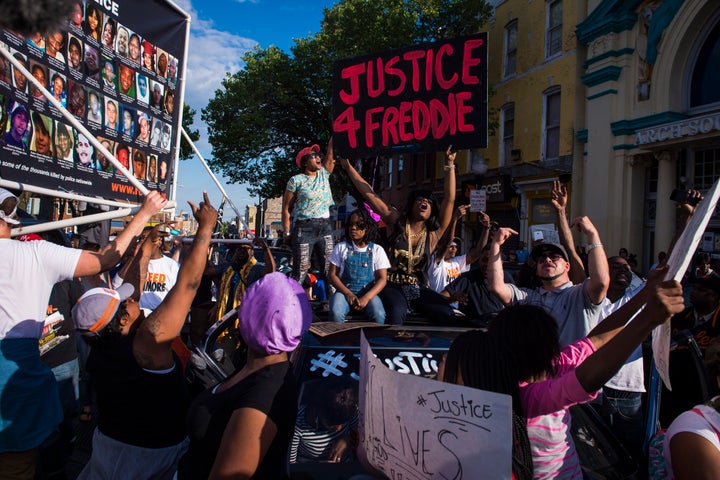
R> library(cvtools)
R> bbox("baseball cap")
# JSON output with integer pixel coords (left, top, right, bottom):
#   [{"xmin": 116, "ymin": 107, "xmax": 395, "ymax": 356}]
[
  {"xmin": 17, "ymin": 233, "xmax": 42, "ymax": 241},
  {"xmin": 239, "ymin": 272, "xmax": 312, "ymax": 355},
  {"xmin": 0, "ymin": 210, "xmax": 19, "ymax": 225},
  {"xmin": 72, "ymin": 284, "xmax": 135, "ymax": 337},
  {"xmin": 295, "ymin": 144, "xmax": 320, "ymax": 168},
  {"xmin": 530, "ymin": 242, "xmax": 569, "ymax": 262}
]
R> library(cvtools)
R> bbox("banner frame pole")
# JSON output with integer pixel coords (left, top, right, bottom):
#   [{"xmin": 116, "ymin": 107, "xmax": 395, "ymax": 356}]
[
  {"xmin": 180, "ymin": 127, "xmax": 254, "ymax": 237},
  {"xmin": 0, "ymin": 48, "xmax": 150, "ymax": 196}
]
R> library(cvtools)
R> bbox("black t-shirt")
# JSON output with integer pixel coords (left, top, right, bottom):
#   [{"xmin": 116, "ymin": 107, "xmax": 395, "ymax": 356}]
[
  {"xmin": 178, "ymin": 361, "xmax": 297, "ymax": 480},
  {"xmin": 41, "ymin": 279, "xmax": 84, "ymax": 369},
  {"xmin": 87, "ymin": 333, "xmax": 190, "ymax": 448},
  {"xmin": 444, "ymin": 269, "xmax": 511, "ymax": 321}
]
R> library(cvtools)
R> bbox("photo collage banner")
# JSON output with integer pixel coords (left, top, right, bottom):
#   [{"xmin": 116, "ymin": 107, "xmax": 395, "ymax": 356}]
[{"xmin": 0, "ymin": 0, "xmax": 188, "ymax": 201}]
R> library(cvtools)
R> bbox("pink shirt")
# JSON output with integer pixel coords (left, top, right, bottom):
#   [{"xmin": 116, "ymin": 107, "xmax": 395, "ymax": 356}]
[{"xmin": 520, "ymin": 337, "xmax": 597, "ymax": 479}]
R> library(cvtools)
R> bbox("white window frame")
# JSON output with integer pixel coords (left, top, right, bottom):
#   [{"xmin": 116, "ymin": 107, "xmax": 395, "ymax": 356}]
[
  {"xmin": 545, "ymin": 0, "xmax": 563, "ymax": 58},
  {"xmin": 500, "ymin": 103, "xmax": 515, "ymax": 167},
  {"xmin": 542, "ymin": 87, "xmax": 561, "ymax": 161},
  {"xmin": 504, "ymin": 20, "xmax": 518, "ymax": 78}
]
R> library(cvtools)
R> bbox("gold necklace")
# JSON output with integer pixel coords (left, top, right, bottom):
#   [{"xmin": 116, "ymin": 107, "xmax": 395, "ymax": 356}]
[{"xmin": 405, "ymin": 223, "xmax": 427, "ymax": 272}]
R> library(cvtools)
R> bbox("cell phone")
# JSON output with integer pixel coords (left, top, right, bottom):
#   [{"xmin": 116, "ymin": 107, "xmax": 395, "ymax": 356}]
[
  {"xmin": 532, "ymin": 231, "xmax": 544, "ymax": 242},
  {"xmin": 670, "ymin": 189, "xmax": 700, "ymax": 206}
]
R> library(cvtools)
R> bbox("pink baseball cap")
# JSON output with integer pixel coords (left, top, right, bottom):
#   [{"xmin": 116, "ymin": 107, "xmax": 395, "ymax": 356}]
[
  {"xmin": 239, "ymin": 272, "xmax": 312, "ymax": 355},
  {"xmin": 295, "ymin": 144, "xmax": 320, "ymax": 168}
]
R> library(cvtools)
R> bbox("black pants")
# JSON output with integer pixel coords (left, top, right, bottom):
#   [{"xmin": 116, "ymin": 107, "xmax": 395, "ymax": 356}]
[{"xmin": 379, "ymin": 282, "xmax": 455, "ymax": 325}]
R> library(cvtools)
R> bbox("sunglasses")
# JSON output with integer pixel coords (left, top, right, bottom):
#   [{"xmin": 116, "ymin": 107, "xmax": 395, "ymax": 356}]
[
  {"xmin": 537, "ymin": 253, "xmax": 564, "ymax": 263},
  {"xmin": 307, "ymin": 153, "xmax": 321, "ymax": 160},
  {"xmin": 348, "ymin": 222, "xmax": 367, "ymax": 230}
]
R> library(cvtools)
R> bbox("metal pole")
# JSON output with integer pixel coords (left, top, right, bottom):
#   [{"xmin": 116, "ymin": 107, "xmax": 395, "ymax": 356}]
[
  {"xmin": 180, "ymin": 127, "xmax": 254, "ymax": 237},
  {"xmin": 0, "ymin": 48, "xmax": 149, "ymax": 196}
]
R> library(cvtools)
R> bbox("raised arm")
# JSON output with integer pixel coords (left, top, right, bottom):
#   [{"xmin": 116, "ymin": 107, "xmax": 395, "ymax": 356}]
[
  {"xmin": 74, "ymin": 191, "xmax": 167, "ymax": 277},
  {"xmin": 571, "ymin": 216, "xmax": 609, "ymax": 305},
  {"xmin": 487, "ymin": 227, "xmax": 517, "ymax": 305},
  {"xmin": 337, "ymin": 157, "xmax": 396, "ymax": 224},
  {"xmin": 576, "ymin": 278, "xmax": 684, "ymax": 393},
  {"xmin": 133, "ymin": 192, "xmax": 218, "ymax": 368},
  {"xmin": 551, "ymin": 181, "xmax": 586, "ymax": 284},
  {"xmin": 433, "ymin": 147, "xmax": 457, "ymax": 242},
  {"xmin": 466, "ymin": 210, "xmax": 491, "ymax": 265},
  {"xmin": 253, "ymin": 237, "xmax": 276, "ymax": 276},
  {"xmin": 324, "ymin": 136, "xmax": 335, "ymax": 174},
  {"xmin": 434, "ymin": 205, "xmax": 467, "ymax": 264}
]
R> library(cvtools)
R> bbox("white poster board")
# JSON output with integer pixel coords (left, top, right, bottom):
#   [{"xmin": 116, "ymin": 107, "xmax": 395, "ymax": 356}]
[
  {"xmin": 653, "ymin": 179, "xmax": 720, "ymax": 389},
  {"xmin": 358, "ymin": 332, "xmax": 512, "ymax": 479},
  {"xmin": 529, "ymin": 223, "xmax": 559, "ymax": 245},
  {"xmin": 469, "ymin": 188, "xmax": 486, "ymax": 213}
]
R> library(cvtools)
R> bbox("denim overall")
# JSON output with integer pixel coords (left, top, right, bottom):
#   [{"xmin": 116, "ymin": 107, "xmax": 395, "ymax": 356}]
[{"xmin": 329, "ymin": 242, "xmax": 385, "ymax": 324}]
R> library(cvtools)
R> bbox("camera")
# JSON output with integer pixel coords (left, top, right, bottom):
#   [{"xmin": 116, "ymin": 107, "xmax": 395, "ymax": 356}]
[{"xmin": 669, "ymin": 189, "xmax": 700, "ymax": 206}]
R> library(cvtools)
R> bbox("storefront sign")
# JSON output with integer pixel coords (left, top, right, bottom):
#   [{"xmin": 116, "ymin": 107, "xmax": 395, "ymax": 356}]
[
  {"xmin": 635, "ymin": 112, "xmax": 720, "ymax": 146},
  {"xmin": 478, "ymin": 175, "xmax": 511, "ymax": 203}
]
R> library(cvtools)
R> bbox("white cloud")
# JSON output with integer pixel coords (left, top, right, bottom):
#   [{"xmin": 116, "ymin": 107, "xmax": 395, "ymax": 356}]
[{"xmin": 170, "ymin": 0, "xmax": 259, "ymax": 216}]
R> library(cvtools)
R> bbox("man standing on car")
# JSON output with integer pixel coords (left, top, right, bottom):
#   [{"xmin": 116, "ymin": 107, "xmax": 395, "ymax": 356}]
[
  {"xmin": 281, "ymin": 140, "xmax": 335, "ymax": 298},
  {"xmin": 213, "ymin": 237, "xmax": 275, "ymax": 322}
]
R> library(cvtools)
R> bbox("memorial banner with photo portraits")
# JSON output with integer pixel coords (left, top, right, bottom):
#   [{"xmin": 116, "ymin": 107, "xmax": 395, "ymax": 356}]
[
  {"xmin": 0, "ymin": 0, "xmax": 187, "ymax": 202},
  {"xmin": 332, "ymin": 33, "xmax": 488, "ymax": 158}
]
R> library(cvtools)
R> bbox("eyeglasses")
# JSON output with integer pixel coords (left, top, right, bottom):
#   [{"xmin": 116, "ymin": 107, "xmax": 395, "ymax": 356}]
[
  {"xmin": 307, "ymin": 153, "xmax": 321, "ymax": 159},
  {"xmin": 537, "ymin": 253, "xmax": 564, "ymax": 263},
  {"xmin": 348, "ymin": 222, "xmax": 367, "ymax": 230}
]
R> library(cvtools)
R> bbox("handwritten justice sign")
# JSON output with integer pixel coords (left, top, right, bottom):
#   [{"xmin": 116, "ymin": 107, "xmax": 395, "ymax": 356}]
[
  {"xmin": 332, "ymin": 33, "xmax": 488, "ymax": 157},
  {"xmin": 358, "ymin": 332, "xmax": 512, "ymax": 479}
]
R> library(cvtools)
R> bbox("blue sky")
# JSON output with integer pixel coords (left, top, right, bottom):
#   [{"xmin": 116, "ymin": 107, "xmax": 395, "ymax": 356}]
[{"xmin": 172, "ymin": 0, "xmax": 336, "ymax": 219}]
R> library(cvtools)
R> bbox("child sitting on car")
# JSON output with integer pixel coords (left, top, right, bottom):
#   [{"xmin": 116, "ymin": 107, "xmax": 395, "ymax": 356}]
[{"xmin": 327, "ymin": 208, "xmax": 389, "ymax": 323}]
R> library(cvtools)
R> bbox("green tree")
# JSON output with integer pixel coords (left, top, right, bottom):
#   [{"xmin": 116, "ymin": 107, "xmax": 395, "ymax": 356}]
[
  {"xmin": 179, "ymin": 103, "xmax": 200, "ymax": 161},
  {"xmin": 203, "ymin": 0, "xmax": 492, "ymax": 199}
]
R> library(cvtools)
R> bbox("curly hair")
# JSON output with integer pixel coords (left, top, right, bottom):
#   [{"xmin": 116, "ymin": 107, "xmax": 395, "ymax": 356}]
[{"xmin": 344, "ymin": 208, "xmax": 378, "ymax": 244}]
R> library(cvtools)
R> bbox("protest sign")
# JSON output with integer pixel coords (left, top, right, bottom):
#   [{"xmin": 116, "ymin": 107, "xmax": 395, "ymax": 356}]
[
  {"xmin": 0, "ymin": 0, "xmax": 187, "ymax": 202},
  {"xmin": 653, "ymin": 179, "xmax": 720, "ymax": 389},
  {"xmin": 358, "ymin": 332, "xmax": 512, "ymax": 479},
  {"xmin": 332, "ymin": 33, "xmax": 488, "ymax": 157},
  {"xmin": 469, "ymin": 188, "xmax": 486, "ymax": 213}
]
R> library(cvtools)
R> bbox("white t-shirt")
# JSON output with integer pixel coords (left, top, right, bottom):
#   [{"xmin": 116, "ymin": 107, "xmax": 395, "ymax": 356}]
[
  {"xmin": 664, "ymin": 397, "xmax": 720, "ymax": 476},
  {"xmin": 139, "ymin": 255, "xmax": 179, "ymax": 312},
  {"xmin": 427, "ymin": 254, "xmax": 469, "ymax": 294},
  {"xmin": 0, "ymin": 239, "xmax": 81, "ymax": 339},
  {"xmin": 598, "ymin": 283, "xmax": 646, "ymax": 392},
  {"xmin": 328, "ymin": 241, "xmax": 390, "ymax": 278}
]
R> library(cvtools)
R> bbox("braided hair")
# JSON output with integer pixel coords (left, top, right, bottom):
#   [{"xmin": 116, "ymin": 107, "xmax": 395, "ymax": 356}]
[{"xmin": 444, "ymin": 329, "xmax": 534, "ymax": 480}]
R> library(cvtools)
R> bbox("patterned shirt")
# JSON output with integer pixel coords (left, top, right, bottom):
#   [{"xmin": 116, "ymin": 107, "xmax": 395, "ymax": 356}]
[
  {"xmin": 286, "ymin": 168, "xmax": 334, "ymax": 221},
  {"xmin": 521, "ymin": 338, "xmax": 597, "ymax": 479}
]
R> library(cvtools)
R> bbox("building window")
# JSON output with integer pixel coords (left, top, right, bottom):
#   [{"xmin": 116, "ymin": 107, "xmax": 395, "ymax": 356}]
[
  {"xmin": 543, "ymin": 88, "xmax": 561, "ymax": 160},
  {"xmin": 546, "ymin": 0, "xmax": 563, "ymax": 58},
  {"xmin": 504, "ymin": 20, "xmax": 518, "ymax": 78},
  {"xmin": 397, "ymin": 155, "xmax": 404, "ymax": 187},
  {"xmin": 690, "ymin": 19, "xmax": 720, "ymax": 108},
  {"xmin": 387, "ymin": 157, "xmax": 393, "ymax": 189},
  {"xmin": 501, "ymin": 104, "xmax": 515, "ymax": 167},
  {"xmin": 694, "ymin": 148, "xmax": 720, "ymax": 190}
]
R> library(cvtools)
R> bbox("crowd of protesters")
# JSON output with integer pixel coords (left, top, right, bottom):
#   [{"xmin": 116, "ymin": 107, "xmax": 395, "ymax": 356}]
[{"xmin": 3, "ymin": 139, "xmax": 720, "ymax": 480}]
